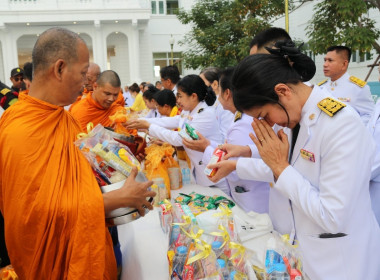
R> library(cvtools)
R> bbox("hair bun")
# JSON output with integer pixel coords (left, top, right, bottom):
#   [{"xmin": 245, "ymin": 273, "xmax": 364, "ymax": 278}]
[{"xmin": 265, "ymin": 39, "xmax": 316, "ymax": 82}]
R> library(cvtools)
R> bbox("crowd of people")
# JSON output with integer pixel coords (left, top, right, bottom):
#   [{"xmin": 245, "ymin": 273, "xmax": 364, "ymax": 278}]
[{"xmin": 1, "ymin": 26, "xmax": 380, "ymax": 279}]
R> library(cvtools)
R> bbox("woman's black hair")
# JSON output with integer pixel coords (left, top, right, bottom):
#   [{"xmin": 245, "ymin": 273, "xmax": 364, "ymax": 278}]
[
  {"xmin": 200, "ymin": 67, "xmax": 221, "ymax": 84},
  {"xmin": 129, "ymin": 83, "xmax": 140, "ymax": 93},
  {"xmin": 177, "ymin": 74, "xmax": 216, "ymax": 106},
  {"xmin": 232, "ymin": 40, "xmax": 316, "ymax": 118},
  {"xmin": 143, "ymin": 86, "xmax": 159, "ymax": 101},
  {"xmin": 219, "ymin": 67, "xmax": 235, "ymax": 94},
  {"xmin": 154, "ymin": 89, "xmax": 177, "ymax": 108}
]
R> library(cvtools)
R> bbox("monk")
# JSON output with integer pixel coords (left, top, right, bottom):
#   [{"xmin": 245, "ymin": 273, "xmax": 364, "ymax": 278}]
[
  {"xmin": 69, "ymin": 62, "xmax": 101, "ymax": 112},
  {"xmin": 0, "ymin": 27, "xmax": 154, "ymax": 279},
  {"xmin": 70, "ymin": 70, "xmax": 125, "ymax": 131}
]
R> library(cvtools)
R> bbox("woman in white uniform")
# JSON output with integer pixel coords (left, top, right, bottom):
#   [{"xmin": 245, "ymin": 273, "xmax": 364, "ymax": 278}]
[
  {"xmin": 200, "ymin": 67, "xmax": 234, "ymax": 142},
  {"xmin": 183, "ymin": 67, "xmax": 269, "ymax": 213},
  {"xmin": 208, "ymin": 41, "xmax": 380, "ymax": 280},
  {"xmin": 127, "ymin": 75, "xmax": 228, "ymax": 192}
]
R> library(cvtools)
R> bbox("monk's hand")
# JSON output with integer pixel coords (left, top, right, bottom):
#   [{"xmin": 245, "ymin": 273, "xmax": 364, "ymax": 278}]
[
  {"xmin": 121, "ymin": 167, "xmax": 156, "ymax": 216},
  {"xmin": 135, "ymin": 152, "xmax": 145, "ymax": 162},
  {"xmin": 125, "ymin": 119, "xmax": 150, "ymax": 130},
  {"xmin": 207, "ymin": 160, "xmax": 237, "ymax": 183},
  {"xmin": 217, "ymin": 143, "xmax": 252, "ymax": 160},
  {"xmin": 250, "ymin": 118, "xmax": 289, "ymax": 179},
  {"xmin": 182, "ymin": 132, "xmax": 210, "ymax": 152}
]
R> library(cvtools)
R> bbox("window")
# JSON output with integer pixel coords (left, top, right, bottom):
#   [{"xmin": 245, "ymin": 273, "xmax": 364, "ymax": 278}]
[
  {"xmin": 166, "ymin": 0, "xmax": 179, "ymax": 15},
  {"xmin": 151, "ymin": 0, "xmax": 164, "ymax": 14},
  {"xmin": 151, "ymin": 0, "xmax": 178, "ymax": 15},
  {"xmin": 153, "ymin": 52, "xmax": 183, "ymax": 77},
  {"xmin": 352, "ymin": 51, "xmax": 356, "ymax": 62}
]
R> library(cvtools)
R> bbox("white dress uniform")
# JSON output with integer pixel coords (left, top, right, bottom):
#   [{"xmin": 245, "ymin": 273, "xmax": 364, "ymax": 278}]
[
  {"xmin": 213, "ymin": 98, "xmax": 234, "ymax": 142},
  {"xmin": 201, "ymin": 112, "xmax": 269, "ymax": 213},
  {"xmin": 236, "ymin": 86, "xmax": 380, "ymax": 280},
  {"xmin": 146, "ymin": 101, "xmax": 228, "ymax": 193},
  {"xmin": 318, "ymin": 72, "xmax": 374, "ymax": 125},
  {"xmin": 367, "ymin": 100, "xmax": 380, "ymax": 226}
]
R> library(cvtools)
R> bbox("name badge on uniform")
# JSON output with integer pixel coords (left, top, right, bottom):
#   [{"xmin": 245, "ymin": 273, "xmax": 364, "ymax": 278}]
[
  {"xmin": 300, "ymin": 149, "xmax": 315, "ymax": 162},
  {"xmin": 338, "ymin": 97, "xmax": 351, "ymax": 102}
]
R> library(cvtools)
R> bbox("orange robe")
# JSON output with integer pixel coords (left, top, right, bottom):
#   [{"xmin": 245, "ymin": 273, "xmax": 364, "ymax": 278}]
[
  {"xmin": 0, "ymin": 93, "xmax": 116, "ymax": 279},
  {"xmin": 70, "ymin": 92, "xmax": 124, "ymax": 132},
  {"xmin": 68, "ymin": 88, "xmax": 91, "ymax": 112},
  {"xmin": 116, "ymin": 90, "xmax": 125, "ymax": 106}
]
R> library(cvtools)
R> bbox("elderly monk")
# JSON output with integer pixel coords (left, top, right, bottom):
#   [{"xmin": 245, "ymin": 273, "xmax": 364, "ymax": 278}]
[
  {"xmin": 0, "ymin": 27, "xmax": 154, "ymax": 279},
  {"xmin": 70, "ymin": 70, "xmax": 125, "ymax": 131},
  {"xmin": 68, "ymin": 62, "xmax": 100, "ymax": 112}
]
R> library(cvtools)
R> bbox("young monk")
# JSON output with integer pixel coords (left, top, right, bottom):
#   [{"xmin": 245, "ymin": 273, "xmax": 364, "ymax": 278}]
[
  {"xmin": 0, "ymin": 27, "xmax": 154, "ymax": 279},
  {"xmin": 70, "ymin": 70, "xmax": 125, "ymax": 131}
]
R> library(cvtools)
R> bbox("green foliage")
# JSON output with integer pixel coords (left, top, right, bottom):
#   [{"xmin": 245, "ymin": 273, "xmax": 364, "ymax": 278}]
[
  {"xmin": 306, "ymin": 0, "xmax": 380, "ymax": 54},
  {"xmin": 177, "ymin": 0, "xmax": 285, "ymax": 69}
]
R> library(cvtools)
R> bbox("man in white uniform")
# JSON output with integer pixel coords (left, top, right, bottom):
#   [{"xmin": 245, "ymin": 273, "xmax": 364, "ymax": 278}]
[{"xmin": 318, "ymin": 46, "xmax": 374, "ymax": 125}]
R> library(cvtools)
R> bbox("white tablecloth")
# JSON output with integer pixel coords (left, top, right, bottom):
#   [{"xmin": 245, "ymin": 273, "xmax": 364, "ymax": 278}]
[{"xmin": 118, "ymin": 184, "xmax": 226, "ymax": 280}]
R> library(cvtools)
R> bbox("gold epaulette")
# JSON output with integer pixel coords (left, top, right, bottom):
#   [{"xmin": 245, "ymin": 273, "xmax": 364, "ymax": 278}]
[
  {"xmin": 234, "ymin": 111, "xmax": 242, "ymax": 122},
  {"xmin": 317, "ymin": 97, "xmax": 346, "ymax": 117},
  {"xmin": 197, "ymin": 108, "xmax": 204, "ymax": 113},
  {"xmin": 1, "ymin": 88, "xmax": 11, "ymax": 95},
  {"xmin": 349, "ymin": 76, "xmax": 366, "ymax": 88},
  {"xmin": 317, "ymin": 79, "xmax": 328, "ymax": 86}
]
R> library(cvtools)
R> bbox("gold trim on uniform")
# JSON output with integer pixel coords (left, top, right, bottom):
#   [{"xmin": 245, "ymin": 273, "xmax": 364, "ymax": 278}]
[
  {"xmin": 234, "ymin": 111, "xmax": 242, "ymax": 122},
  {"xmin": 317, "ymin": 79, "xmax": 328, "ymax": 86},
  {"xmin": 309, "ymin": 113, "xmax": 315, "ymax": 120},
  {"xmin": 1, "ymin": 88, "xmax": 11, "ymax": 95},
  {"xmin": 317, "ymin": 97, "xmax": 346, "ymax": 117},
  {"xmin": 349, "ymin": 76, "xmax": 366, "ymax": 88}
]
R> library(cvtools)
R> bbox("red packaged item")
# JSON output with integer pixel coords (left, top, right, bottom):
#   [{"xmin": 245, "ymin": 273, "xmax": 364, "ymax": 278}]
[{"xmin": 204, "ymin": 148, "xmax": 226, "ymax": 177}]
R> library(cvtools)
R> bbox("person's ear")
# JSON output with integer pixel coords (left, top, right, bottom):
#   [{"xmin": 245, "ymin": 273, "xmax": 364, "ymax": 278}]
[
  {"xmin": 274, "ymin": 83, "xmax": 290, "ymax": 98},
  {"xmin": 53, "ymin": 59, "xmax": 66, "ymax": 80}
]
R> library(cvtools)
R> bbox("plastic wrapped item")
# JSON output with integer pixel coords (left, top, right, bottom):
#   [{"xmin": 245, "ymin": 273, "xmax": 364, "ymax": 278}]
[
  {"xmin": 217, "ymin": 259, "xmax": 229, "ymax": 280},
  {"xmin": 173, "ymin": 245, "xmax": 188, "ymax": 277},
  {"xmin": 109, "ymin": 108, "xmax": 138, "ymax": 137},
  {"xmin": 178, "ymin": 123, "xmax": 199, "ymax": 140},
  {"xmin": 144, "ymin": 144, "xmax": 172, "ymax": 198},
  {"xmin": 204, "ymin": 148, "xmax": 226, "ymax": 177}
]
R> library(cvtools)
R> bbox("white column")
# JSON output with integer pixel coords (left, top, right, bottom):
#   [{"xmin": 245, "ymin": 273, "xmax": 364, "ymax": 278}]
[
  {"xmin": 92, "ymin": 20, "xmax": 107, "ymax": 71},
  {"xmin": 128, "ymin": 19, "xmax": 141, "ymax": 83},
  {"xmin": 0, "ymin": 29, "xmax": 18, "ymax": 84}
]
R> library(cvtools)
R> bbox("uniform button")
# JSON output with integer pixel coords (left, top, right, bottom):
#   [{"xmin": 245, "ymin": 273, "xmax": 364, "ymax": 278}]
[
  {"xmin": 199, "ymin": 161, "xmax": 203, "ymax": 165},
  {"xmin": 309, "ymin": 113, "xmax": 315, "ymax": 120},
  {"xmin": 269, "ymin": 183, "xmax": 274, "ymax": 188}
]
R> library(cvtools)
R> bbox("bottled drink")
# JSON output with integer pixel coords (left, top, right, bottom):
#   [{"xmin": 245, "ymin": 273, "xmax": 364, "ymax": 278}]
[
  {"xmin": 172, "ymin": 246, "xmax": 188, "ymax": 277},
  {"xmin": 212, "ymin": 240, "xmax": 223, "ymax": 258},
  {"xmin": 268, "ymin": 263, "xmax": 290, "ymax": 280},
  {"xmin": 217, "ymin": 259, "xmax": 229, "ymax": 280}
]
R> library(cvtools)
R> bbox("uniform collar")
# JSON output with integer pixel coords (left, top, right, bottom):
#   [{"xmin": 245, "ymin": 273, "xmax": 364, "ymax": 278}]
[
  {"xmin": 300, "ymin": 85, "xmax": 328, "ymax": 127},
  {"xmin": 329, "ymin": 72, "xmax": 349, "ymax": 86}
]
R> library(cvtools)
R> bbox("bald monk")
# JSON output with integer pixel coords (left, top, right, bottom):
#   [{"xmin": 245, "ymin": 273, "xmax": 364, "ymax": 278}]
[
  {"xmin": 0, "ymin": 27, "xmax": 154, "ymax": 279},
  {"xmin": 69, "ymin": 62, "xmax": 101, "ymax": 112},
  {"xmin": 71, "ymin": 70, "xmax": 125, "ymax": 131}
]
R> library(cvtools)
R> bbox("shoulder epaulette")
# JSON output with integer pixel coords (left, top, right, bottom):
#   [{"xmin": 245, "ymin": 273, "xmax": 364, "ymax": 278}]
[
  {"xmin": 234, "ymin": 111, "xmax": 242, "ymax": 122},
  {"xmin": 349, "ymin": 76, "xmax": 366, "ymax": 88},
  {"xmin": 317, "ymin": 79, "xmax": 328, "ymax": 86},
  {"xmin": 317, "ymin": 97, "xmax": 346, "ymax": 117},
  {"xmin": 197, "ymin": 108, "xmax": 204, "ymax": 114},
  {"xmin": 1, "ymin": 88, "xmax": 11, "ymax": 96}
]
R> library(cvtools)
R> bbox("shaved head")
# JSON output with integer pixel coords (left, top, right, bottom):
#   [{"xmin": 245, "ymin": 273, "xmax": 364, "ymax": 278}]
[
  {"xmin": 96, "ymin": 70, "xmax": 121, "ymax": 88},
  {"xmin": 32, "ymin": 27, "xmax": 85, "ymax": 74},
  {"xmin": 85, "ymin": 62, "xmax": 101, "ymax": 91}
]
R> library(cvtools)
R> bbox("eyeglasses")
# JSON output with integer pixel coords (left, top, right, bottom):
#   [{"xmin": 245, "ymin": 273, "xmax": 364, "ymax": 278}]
[{"xmin": 13, "ymin": 77, "xmax": 23, "ymax": 82}]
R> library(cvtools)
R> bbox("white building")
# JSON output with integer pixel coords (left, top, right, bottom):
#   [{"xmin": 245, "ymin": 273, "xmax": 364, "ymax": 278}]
[
  {"xmin": 0, "ymin": 0, "xmax": 379, "ymax": 90},
  {"xmin": 0, "ymin": 0, "xmax": 195, "ymax": 87}
]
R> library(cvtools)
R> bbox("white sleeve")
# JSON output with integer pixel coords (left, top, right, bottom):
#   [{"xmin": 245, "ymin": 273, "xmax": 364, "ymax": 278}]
[
  {"xmin": 142, "ymin": 115, "xmax": 180, "ymax": 130},
  {"xmin": 148, "ymin": 123, "xmax": 183, "ymax": 147},
  {"xmin": 356, "ymin": 85, "xmax": 375, "ymax": 126},
  {"xmin": 236, "ymin": 157, "xmax": 274, "ymax": 182}
]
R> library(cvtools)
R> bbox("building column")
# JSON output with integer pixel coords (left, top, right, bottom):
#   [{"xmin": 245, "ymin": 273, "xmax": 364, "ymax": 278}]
[
  {"xmin": 92, "ymin": 20, "xmax": 107, "ymax": 71},
  {"xmin": 128, "ymin": 19, "xmax": 141, "ymax": 83},
  {"xmin": 0, "ymin": 29, "xmax": 18, "ymax": 83}
]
